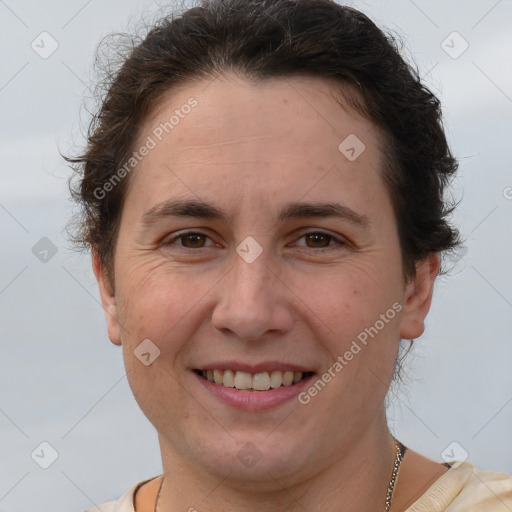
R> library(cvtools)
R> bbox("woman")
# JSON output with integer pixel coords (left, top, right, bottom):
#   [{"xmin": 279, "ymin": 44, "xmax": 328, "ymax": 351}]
[{"xmin": 68, "ymin": 0, "xmax": 512, "ymax": 510}]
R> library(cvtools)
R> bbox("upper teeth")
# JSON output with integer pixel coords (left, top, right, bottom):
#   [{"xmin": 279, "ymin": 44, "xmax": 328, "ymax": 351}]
[{"xmin": 201, "ymin": 369, "xmax": 304, "ymax": 391}]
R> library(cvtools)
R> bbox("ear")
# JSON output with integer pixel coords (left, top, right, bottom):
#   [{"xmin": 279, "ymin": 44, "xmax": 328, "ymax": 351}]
[
  {"xmin": 399, "ymin": 253, "xmax": 440, "ymax": 340},
  {"xmin": 92, "ymin": 252, "xmax": 122, "ymax": 346}
]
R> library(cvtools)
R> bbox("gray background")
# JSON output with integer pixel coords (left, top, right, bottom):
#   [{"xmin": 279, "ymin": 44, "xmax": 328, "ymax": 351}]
[{"xmin": 0, "ymin": 0, "xmax": 511, "ymax": 510}]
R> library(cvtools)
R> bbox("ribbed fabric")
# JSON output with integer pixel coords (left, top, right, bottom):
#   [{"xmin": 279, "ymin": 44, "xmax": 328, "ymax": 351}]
[{"xmin": 405, "ymin": 461, "xmax": 512, "ymax": 512}]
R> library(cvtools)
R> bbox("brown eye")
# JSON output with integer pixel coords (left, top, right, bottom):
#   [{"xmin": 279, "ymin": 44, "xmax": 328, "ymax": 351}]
[
  {"xmin": 304, "ymin": 233, "xmax": 333, "ymax": 248},
  {"xmin": 164, "ymin": 232, "xmax": 214, "ymax": 249},
  {"xmin": 180, "ymin": 233, "xmax": 207, "ymax": 248},
  {"xmin": 294, "ymin": 231, "xmax": 345, "ymax": 251}
]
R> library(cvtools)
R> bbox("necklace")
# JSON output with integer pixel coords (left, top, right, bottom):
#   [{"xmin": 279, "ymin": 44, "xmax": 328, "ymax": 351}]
[
  {"xmin": 385, "ymin": 438, "xmax": 406, "ymax": 511},
  {"xmin": 154, "ymin": 439, "xmax": 406, "ymax": 512}
]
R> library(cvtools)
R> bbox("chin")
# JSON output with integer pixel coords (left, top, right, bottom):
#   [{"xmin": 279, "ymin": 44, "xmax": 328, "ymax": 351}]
[{"xmin": 188, "ymin": 433, "xmax": 312, "ymax": 485}]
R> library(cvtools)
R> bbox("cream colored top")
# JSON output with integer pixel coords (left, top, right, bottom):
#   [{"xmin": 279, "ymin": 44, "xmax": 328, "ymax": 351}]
[{"xmin": 85, "ymin": 461, "xmax": 512, "ymax": 512}]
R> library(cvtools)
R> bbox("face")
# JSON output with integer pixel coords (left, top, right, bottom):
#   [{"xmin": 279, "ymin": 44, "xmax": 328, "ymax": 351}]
[{"xmin": 95, "ymin": 74, "xmax": 438, "ymax": 486}]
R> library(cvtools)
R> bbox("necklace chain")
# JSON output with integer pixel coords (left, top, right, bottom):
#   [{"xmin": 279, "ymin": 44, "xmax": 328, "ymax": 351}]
[
  {"xmin": 385, "ymin": 438, "xmax": 406, "ymax": 512},
  {"xmin": 155, "ymin": 439, "xmax": 406, "ymax": 512}
]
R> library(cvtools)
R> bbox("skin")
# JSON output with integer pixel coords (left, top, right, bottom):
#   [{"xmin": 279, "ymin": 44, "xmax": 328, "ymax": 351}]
[{"xmin": 94, "ymin": 73, "xmax": 448, "ymax": 511}]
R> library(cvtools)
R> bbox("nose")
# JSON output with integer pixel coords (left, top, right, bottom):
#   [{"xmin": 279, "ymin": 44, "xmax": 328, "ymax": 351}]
[{"xmin": 211, "ymin": 252, "xmax": 294, "ymax": 342}]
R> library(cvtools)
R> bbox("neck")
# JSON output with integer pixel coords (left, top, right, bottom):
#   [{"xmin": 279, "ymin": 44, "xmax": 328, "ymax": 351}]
[{"xmin": 156, "ymin": 418, "xmax": 398, "ymax": 512}]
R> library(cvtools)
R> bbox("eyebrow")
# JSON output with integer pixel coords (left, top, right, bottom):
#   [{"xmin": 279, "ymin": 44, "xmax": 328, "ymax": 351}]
[{"xmin": 141, "ymin": 199, "xmax": 370, "ymax": 228}]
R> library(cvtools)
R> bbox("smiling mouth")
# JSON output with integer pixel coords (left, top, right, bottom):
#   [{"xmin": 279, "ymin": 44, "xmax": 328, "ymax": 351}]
[{"xmin": 194, "ymin": 369, "xmax": 315, "ymax": 391}]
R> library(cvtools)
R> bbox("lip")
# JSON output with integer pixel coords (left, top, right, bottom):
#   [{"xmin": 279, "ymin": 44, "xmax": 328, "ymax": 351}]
[
  {"xmin": 193, "ymin": 369, "xmax": 316, "ymax": 412},
  {"xmin": 196, "ymin": 361, "xmax": 315, "ymax": 374}
]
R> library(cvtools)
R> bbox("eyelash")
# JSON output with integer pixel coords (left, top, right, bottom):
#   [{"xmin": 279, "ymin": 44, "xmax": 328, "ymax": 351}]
[{"xmin": 163, "ymin": 230, "xmax": 347, "ymax": 252}]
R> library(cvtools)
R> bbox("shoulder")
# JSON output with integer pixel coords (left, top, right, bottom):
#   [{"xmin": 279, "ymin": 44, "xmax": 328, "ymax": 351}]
[
  {"xmin": 406, "ymin": 461, "xmax": 512, "ymax": 511},
  {"xmin": 82, "ymin": 476, "xmax": 157, "ymax": 512}
]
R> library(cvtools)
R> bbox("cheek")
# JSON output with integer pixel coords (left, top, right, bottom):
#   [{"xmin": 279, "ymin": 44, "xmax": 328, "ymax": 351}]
[
  {"xmin": 114, "ymin": 264, "xmax": 200, "ymax": 423},
  {"xmin": 306, "ymin": 273, "xmax": 402, "ymax": 391},
  {"xmin": 296, "ymin": 260, "xmax": 402, "ymax": 333},
  {"xmin": 298, "ymin": 267, "xmax": 404, "ymax": 400},
  {"xmin": 116, "ymin": 259, "xmax": 211, "ymax": 337}
]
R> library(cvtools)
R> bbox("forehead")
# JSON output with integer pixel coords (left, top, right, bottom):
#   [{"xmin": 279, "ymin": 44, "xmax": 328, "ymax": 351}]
[
  {"xmin": 144, "ymin": 73, "xmax": 380, "ymax": 150},
  {"xmin": 126, "ymin": 74, "xmax": 389, "ymax": 221}
]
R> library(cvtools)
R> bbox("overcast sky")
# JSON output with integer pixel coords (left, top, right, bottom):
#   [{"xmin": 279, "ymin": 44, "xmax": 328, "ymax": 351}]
[{"xmin": 1, "ymin": 1, "xmax": 511, "ymax": 511}]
